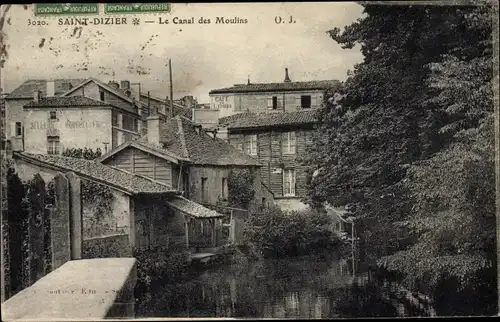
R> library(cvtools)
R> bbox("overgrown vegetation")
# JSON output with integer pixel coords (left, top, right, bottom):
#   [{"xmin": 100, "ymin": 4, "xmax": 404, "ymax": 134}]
[
  {"xmin": 227, "ymin": 168, "xmax": 255, "ymax": 210},
  {"xmin": 243, "ymin": 205, "xmax": 343, "ymax": 258},
  {"xmin": 62, "ymin": 148, "xmax": 115, "ymax": 236},
  {"xmin": 133, "ymin": 246, "xmax": 191, "ymax": 314},
  {"xmin": 304, "ymin": 3, "xmax": 496, "ymax": 315}
]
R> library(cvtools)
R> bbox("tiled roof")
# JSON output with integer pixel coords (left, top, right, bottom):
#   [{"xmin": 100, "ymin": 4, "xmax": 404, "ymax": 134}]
[
  {"xmin": 167, "ymin": 196, "xmax": 224, "ymax": 218},
  {"xmin": 210, "ymin": 80, "xmax": 340, "ymax": 94},
  {"xmin": 159, "ymin": 116, "xmax": 262, "ymax": 166},
  {"xmin": 218, "ymin": 110, "xmax": 319, "ymax": 130},
  {"xmin": 15, "ymin": 152, "xmax": 179, "ymax": 195},
  {"xmin": 23, "ymin": 96, "xmax": 111, "ymax": 108},
  {"xmin": 99, "ymin": 115, "xmax": 261, "ymax": 167},
  {"xmin": 6, "ymin": 79, "xmax": 86, "ymax": 99}
]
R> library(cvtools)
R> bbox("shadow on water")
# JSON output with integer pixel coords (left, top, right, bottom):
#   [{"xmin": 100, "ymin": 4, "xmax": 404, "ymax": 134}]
[{"xmin": 135, "ymin": 253, "xmax": 436, "ymax": 318}]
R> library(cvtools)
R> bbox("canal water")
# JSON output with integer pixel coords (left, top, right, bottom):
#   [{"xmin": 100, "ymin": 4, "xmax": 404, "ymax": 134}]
[{"xmin": 136, "ymin": 255, "xmax": 436, "ymax": 318}]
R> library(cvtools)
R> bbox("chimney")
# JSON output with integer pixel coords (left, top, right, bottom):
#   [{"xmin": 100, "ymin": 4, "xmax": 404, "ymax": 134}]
[
  {"xmin": 46, "ymin": 80, "xmax": 55, "ymax": 97},
  {"xmin": 33, "ymin": 90, "xmax": 41, "ymax": 102},
  {"xmin": 146, "ymin": 115, "xmax": 161, "ymax": 145},
  {"xmin": 284, "ymin": 68, "xmax": 291, "ymax": 83},
  {"xmin": 108, "ymin": 81, "xmax": 119, "ymax": 90},
  {"xmin": 120, "ymin": 80, "xmax": 130, "ymax": 90}
]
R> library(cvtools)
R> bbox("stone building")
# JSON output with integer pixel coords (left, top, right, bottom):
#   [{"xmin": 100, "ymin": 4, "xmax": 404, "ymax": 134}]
[
  {"xmin": 4, "ymin": 79, "xmax": 86, "ymax": 151},
  {"xmin": 21, "ymin": 95, "xmax": 140, "ymax": 155},
  {"xmin": 201, "ymin": 68, "xmax": 340, "ymax": 120},
  {"xmin": 218, "ymin": 110, "xmax": 318, "ymax": 211}
]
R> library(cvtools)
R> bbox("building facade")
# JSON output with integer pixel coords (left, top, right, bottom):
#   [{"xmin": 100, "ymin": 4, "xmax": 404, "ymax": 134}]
[
  {"xmin": 98, "ymin": 114, "xmax": 274, "ymax": 210},
  {"xmin": 60, "ymin": 78, "xmax": 141, "ymax": 149},
  {"xmin": 21, "ymin": 95, "xmax": 139, "ymax": 155},
  {"xmin": 218, "ymin": 110, "xmax": 318, "ymax": 211},
  {"xmin": 206, "ymin": 68, "xmax": 339, "ymax": 119},
  {"xmin": 5, "ymin": 79, "xmax": 86, "ymax": 151}
]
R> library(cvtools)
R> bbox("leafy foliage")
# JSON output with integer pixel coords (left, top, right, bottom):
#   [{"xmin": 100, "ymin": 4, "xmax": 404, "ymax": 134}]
[
  {"xmin": 62, "ymin": 147, "xmax": 102, "ymax": 160},
  {"xmin": 304, "ymin": 3, "xmax": 496, "ymax": 311},
  {"xmin": 62, "ymin": 147, "xmax": 115, "ymax": 236},
  {"xmin": 227, "ymin": 168, "xmax": 255, "ymax": 210},
  {"xmin": 133, "ymin": 246, "xmax": 190, "ymax": 290},
  {"xmin": 243, "ymin": 205, "xmax": 342, "ymax": 258}
]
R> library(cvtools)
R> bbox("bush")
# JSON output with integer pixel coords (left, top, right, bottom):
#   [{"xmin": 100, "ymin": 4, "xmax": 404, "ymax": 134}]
[
  {"xmin": 133, "ymin": 246, "xmax": 190, "ymax": 292},
  {"xmin": 243, "ymin": 205, "xmax": 342, "ymax": 258}
]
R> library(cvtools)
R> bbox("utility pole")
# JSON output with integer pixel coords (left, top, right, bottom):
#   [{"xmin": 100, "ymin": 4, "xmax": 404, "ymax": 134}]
[{"xmin": 169, "ymin": 58, "xmax": 174, "ymax": 119}]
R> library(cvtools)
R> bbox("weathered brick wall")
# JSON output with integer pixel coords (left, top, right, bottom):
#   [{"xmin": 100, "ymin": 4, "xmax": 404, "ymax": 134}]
[{"xmin": 82, "ymin": 234, "xmax": 132, "ymax": 259}]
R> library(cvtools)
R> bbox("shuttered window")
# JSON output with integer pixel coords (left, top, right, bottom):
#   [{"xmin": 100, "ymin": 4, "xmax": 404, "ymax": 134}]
[
  {"xmin": 244, "ymin": 134, "xmax": 257, "ymax": 155},
  {"xmin": 267, "ymin": 97, "xmax": 273, "ymax": 109},
  {"xmin": 283, "ymin": 169, "xmax": 296, "ymax": 196},
  {"xmin": 15, "ymin": 122, "xmax": 22, "ymax": 137},
  {"xmin": 282, "ymin": 131, "xmax": 296, "ymax": 154},
  {"xmin": 47, "ymin": 136, "xmax": 60, "ymax": 155}
]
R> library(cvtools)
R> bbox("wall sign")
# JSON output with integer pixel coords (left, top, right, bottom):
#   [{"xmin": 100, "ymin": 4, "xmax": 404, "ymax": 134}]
[{"xmin": 29, "ymin": 120, "xmax": 107, "ymax": 130}]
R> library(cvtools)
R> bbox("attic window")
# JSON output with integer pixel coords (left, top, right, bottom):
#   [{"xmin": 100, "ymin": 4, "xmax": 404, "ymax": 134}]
[{"xmin": 100, "ymin": 91, "xmax": 105, "ymax": 101}]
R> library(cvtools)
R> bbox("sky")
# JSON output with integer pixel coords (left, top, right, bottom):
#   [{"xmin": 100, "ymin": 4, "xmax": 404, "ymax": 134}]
[{"xmin": 1, "ymin": 3, "xmax": 364, "ymax": 103}]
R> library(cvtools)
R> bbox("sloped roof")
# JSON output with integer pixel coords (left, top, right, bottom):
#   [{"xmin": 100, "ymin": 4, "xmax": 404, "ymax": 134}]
[
  {"xmin": 167, "ymin": 196, "xmax": 224, "ymax": 218},
  {"xmin": 60, "ymin": 78, "xmax": 136, "ymax": 104},
  {"xmin": 6, "ymin": 79, "xmax": 86, "ymax": 99},
  {"xmin": 139, "ymin": 93, "xmax": 193, "ymax": 119},
  {"xmin": 98, "ymin": 115, "xmax": 261, "ymax": 167},
  {"xmin": 24, "ymin": 96, "xmax": 112, "ymax": 108},
  {"xmin": 14, "ymin": 152, "xmax": 179, "ymax": 195},
  {"xmin": 160, "ymin": 116, "xmax": 262, "ymax": 166},
  {"xmin": 218, "ymin": 110, "xmax": 319, "ymax": 130},
  {"xmin": 210, "ymin": 80, "xmax": 340, "ymax": 94}
]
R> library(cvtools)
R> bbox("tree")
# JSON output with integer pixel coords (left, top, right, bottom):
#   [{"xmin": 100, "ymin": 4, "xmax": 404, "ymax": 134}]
[
  {"xmin": 380, "ymin": 5, "xmax": 496, "ymax": 314},
  {"xmin": 305, "ymin": 4, "xmax": 476, "ymax": 260},
  {"xmin": 304, "ymin": 3, "xmax": 496, "ymax": 311}
]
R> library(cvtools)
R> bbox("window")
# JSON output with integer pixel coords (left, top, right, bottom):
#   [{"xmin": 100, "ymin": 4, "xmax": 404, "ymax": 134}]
[
  {"xmin": 122, "ymin": 114, "xmax": 135, "ymax": 131},
  {"xmin": 201, "ymin": 177, "xmax": 208, "ymax": 203},
  {"xmin": 99, "ymin": 91, "xmax": 105, "ymax": 101},
  {"xmin": 283, "ymin": 169, "xmax": 296, "ymax": 196},
  {"xmin": 267, "ymin": 96, "xmax": 279, "ymax": 110},
  {"xmin": 301, "ymin": 95, "xmax": 311, "ymax": 109},
  {"xmin": 49, "ymin": 111, "xmax": 57, "ymax": 120},
  {"xmin": 236, "ymin": 143, "xmax": 244, "ymax": 152},
  {"xmin": 47, "ymin": 136, "xmax": 60, "ymax": 155},
  {"xmin": 112, "ymin": 112, "xmax": 119, "ymax": 126},
  {"xmin": 221, "ymin": 177, "xmax": 227, "ymax": 200},
  {"xmin": 182, "ymin": 171, "xmax": 190, "ymax": 198},
  {"xmin": 244, "ymin": 134, "xmax": 257, "ymax": 156},
  {"xmin": 282, "ymin": 131, "xmax": 296, "ymax": 154},
  {"xmin": 15, "ymin": 122, "xmax": 22, "ymax": 137}
]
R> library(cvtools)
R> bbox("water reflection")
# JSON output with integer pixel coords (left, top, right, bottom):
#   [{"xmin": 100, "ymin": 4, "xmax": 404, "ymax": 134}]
[{"xmin": 136, "ymin": 256, "xmax": 434, "ymax": 318}]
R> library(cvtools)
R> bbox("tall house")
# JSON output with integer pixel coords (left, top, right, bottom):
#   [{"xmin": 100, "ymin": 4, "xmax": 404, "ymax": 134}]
[
  {"xmin": 5, "ymin": 79, "xmax": 85, "ymax": 151},
  {"xmin": 218, "ymin": 110, "xmax": 318, "ymax": 211},
  {"xmin": 5, "ymin": 78, "xmax": 142, "ymax": 153},
  {"xmin": 207, "ymin": 68, "xmax": 339, "ymax": 118},
  {"xmin": 22, "ymin": 95, "xmax": 138, "ymax": 155}
]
